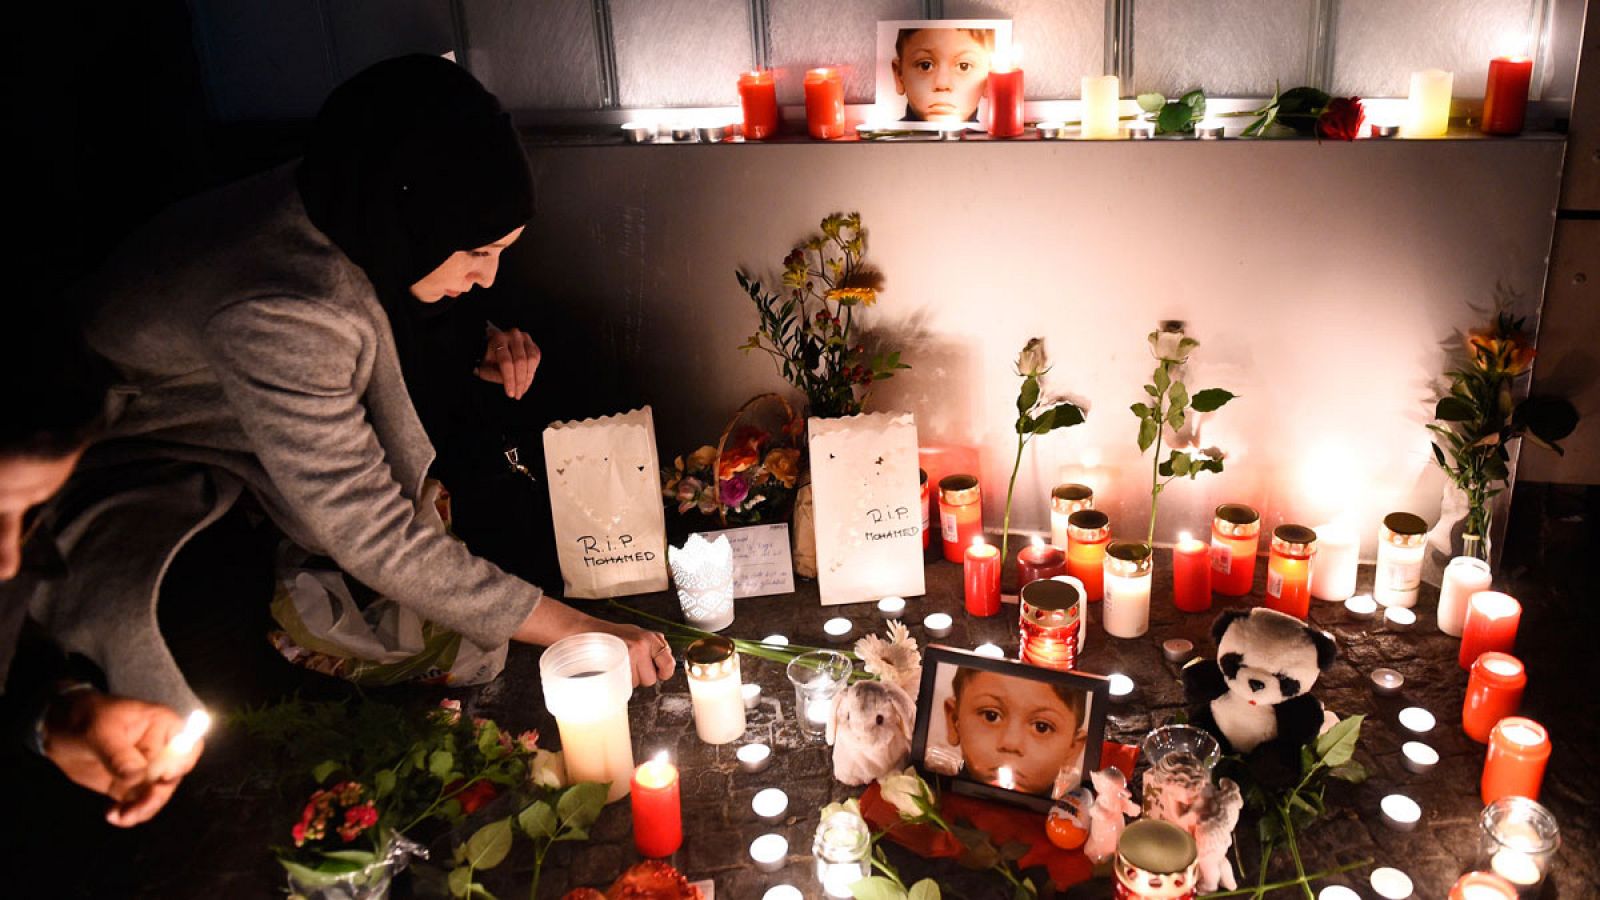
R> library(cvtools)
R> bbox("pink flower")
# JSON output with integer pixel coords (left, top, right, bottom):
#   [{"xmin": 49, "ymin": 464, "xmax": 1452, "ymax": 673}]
[
  {"xmin": 516, "ymin": 730, "xmax": 540, "ymax": 753},
  {"xmin": 675, "ymin": 476, "xmax": 705, "ymax": 514},
  {"xmin": 720, "ymin": 472, "xmax": 751, "ymax": 508},
  {"xmin": 436, "ymin": 698, "xmax": 462, "ymax": 724}
]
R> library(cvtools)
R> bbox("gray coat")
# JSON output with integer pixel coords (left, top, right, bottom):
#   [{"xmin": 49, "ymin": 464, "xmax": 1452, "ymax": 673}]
[{"xmin": 17, "ymin": 165, "xmax": 541, "ymax": 709}]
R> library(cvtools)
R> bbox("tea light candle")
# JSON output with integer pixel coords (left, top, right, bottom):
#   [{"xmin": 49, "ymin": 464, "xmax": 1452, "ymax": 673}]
[
  {"xmin": 737, "ymin": 70, "xmax": 779, "ymax": 140},
  {"xmin": 1017, "ymin": 537, "xmax": 1067, "ymax": 591},
  {"xmin": 1318, "ymin": 888, "xmax": 1361, "ymax": 900},
  {"xmin": 1402, "ymin": 69, "xmax": 1453, "ymax": 138},
  {"xmin": 1108, "ymin": 673, "xmax": 1135, "ymax": 701},
  {"xmin": 1172, "ymin": 532, "xmax": 1212, "ymax": 613},
  {"xmin": 621, "ymin": 122, "xmax": 655, "ymax": 143},
  {"xmin": 1080, "ymin": 75, "xmax": 1120, "ymax": 139},
  {"xmin": 762, "ymin": 634, "xmax": 789, "ymax": 647},
  {"xmin": 750, "ymin": 832, "xmax": 789, "ymax": 872},
  {"xmin": 630, "ymin": 752, "xmax": 683, "ymax": 857},
  {"xmin": 1491, "ymin": 848, "xmax": 1544, "ymax": 891},
  {"xmin": 752, "ymin": 787, "xmax": 789, "ymax": 822},
  {"xmin": 1035, "ymin": 121, "xmax": 1069, "ymax": 140},
  {"xmin": 1381, "ymin": 793, "xmax": 1422, "ymax": 832},
  {"xmin": 695, "ymin": 124, "xmax": 729, "ymax": 143},
  {"xmin": 1195, "ymin": 121, "xmax": 1225, "ymax": 139},
  {"xmin": 1385, "ymin": 606, "xmax": 1417, "ymax": 629},
  {"xmin": 737, "ymin": 742, "xmax": 772, "ymax": 773},
  {"xmin": 803, "ymin": 68, "xmax": 846, "ymax": 140},
  {"xmin": 824, "ymin": 618, "xmax": 853, "ymax": 643},
  {"xmin": 1345, "ymin": 594, "xmax": 1378, "ymax": 620},
  {"xmin": 1464, "ymin": 652, "xmax": 1526, "ymax": 743},
  {"xmin": 1371, "ymin": 867, "xmax": 1415, "ymax": 899},
  {"xmin": 1402, "ymin": 741, "xmax": 1439, "ymax": 774},
  {"xmin": 1309, "ymin": 521, "xmax": 1358, "ymax": 602},
  {"xmin": 964, "ymin": 538, "xmax": 1002, "ymax": 617},
  {"xmin": 1482, "ymin": 717, "xmax": 1550, "ymax": 804},
  {"xmin": 1125, "ymin": 120, "xmax": 1155, "ymax": 139},
  {"xmin": 742, "ymin": 683, "xmax": 762, "ymax": 710},
  {"xmin": 1460, "ymin": 591, "xmax": 1521, "ymax": 669},
  {"xmin": 764, "ymin": 887, "xmax": 804, "ymax": 900},
  {"xmin": 1162, "ymin": 638, "xmax": 1195, "ymax": 663},
  {"xmin": 984, "ymin": 45, "xmax": 1024, "ymax": 138},
  {"xmin": 1480, "ymin": 795, "xmax": 1560, "ymax": 894},
  {"xmin": 877, "ymin": 596, "xmax": 907, "ymax": 619},
  {"xmin": 669, "ymin": 124, "xmax": 694, "ymax": 142},
  {"xmin": 1439, "ymin": 557, "xmax": 1493, "ymax": 637},
  {"xmin": 923, "ymin": 612, "xmax": 953, "ymax": 638},
  {"xmin": 974, "ymin": 642, "xmax": 1005, "ymax": 658},
  {"xmin": 1370, "ymin": 667, "xmax": 1405, "ymax": 696},
  {"xmin": 1399, "ymin": 706, "xmax": 1436, "ymax": 734},
  {"xmin": 1448, "ymin": 872, "xmax": 1518, "ymax": 899}
]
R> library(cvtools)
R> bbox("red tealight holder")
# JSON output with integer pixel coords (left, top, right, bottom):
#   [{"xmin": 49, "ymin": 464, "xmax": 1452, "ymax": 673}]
[
  {"xmin": 1019, "ymin": 577, "xmax": 1083, "ymax": 671},
  {"xmin": 1172, "ymin": 532, "xmax": 1212, "ymax": 613},
  {"xmin": 738, "ymin": 70, "xmax": 780, "ymax": 139},
  {"xmin": 1463, "ymin": 652, "xmax": 1526, "ymax": 743},
  {"xmin": 630, "ymin": 753, "xmax": 682, "ymax": 858},
  {"xmin": 1460, "ymin": 591, "xmax": 1522, "ymax": 669},
  {"xmin": 1016, "ymin": 539, "xmax": 1066, "ymax": 592},
  {"xmin": 964, "ymin": 538, "xmax": 1001, "ymax": 617},
  {"xmin": 1481, "ymin": 717, "xmax": 1550, "ymax": 805}
]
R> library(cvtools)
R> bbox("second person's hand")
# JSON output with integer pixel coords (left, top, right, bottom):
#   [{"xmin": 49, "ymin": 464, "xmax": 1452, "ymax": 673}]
[{"xmin": 475, "ymin": 325, "xmax": 540, "ymax": 399}]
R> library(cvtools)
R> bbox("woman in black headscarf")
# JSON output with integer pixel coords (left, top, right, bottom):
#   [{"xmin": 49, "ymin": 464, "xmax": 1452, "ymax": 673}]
[{"xmin": 24, "ymin": 56, "xmax": 674, "ymax": 715}]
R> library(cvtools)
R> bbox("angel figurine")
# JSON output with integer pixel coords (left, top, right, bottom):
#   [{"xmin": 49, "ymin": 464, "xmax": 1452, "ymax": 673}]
[{"xmin": 1083, "ymin": 768, "xmax": 1140, "ymax": 864}]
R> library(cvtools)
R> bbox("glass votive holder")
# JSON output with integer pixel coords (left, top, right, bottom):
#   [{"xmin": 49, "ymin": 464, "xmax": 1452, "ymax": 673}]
[
  {"xmin": 1140, "ymin": 723, "xmax": 1222, "ymax": 771},
  {"xmin": 1019, "ymin": 576, "xmax": 1084, "ymax": 671},
  {"xmin": 1478, "ymin": 795, "xmax": 1559, "ymax": 897},
  {"xmin": 786, "ymin": 650, "xmax": 852, "ymax": 739},
  {"xmin": 814, "ymin": 807, "xmax": 872, "ymax": 898}
]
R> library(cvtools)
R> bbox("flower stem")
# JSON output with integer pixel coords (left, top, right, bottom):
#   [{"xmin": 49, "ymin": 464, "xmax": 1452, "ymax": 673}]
[
  {"xmin": 1147, "ymin": 371, "xmax": 1167, "ymax": 547},
  {"xmin": 1000, "ymin": 434, "xmax": 1027, "ymax": 571},
  {"xmin": 1199, "ymin": 858, "xmax": 1373, "ymax": 899},
  {"xmin": 1280, "ymin": 806, "xmax": 1314, "ymax": 900}
]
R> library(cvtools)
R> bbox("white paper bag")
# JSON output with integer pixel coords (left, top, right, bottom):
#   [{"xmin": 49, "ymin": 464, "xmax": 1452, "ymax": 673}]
[
  {"xmin": 808, "ymin": 412, "xmax": 927, "ymax": 605},
  {"xmin": 543, "ymin": 407, "xmax": 669, "ymax": 598}
]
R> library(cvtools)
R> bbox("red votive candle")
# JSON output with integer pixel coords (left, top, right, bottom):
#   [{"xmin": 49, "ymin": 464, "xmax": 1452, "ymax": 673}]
[
  {"xmin": 1448, "ymin": 872, "xmax": 1518, "ymax": 900},
  {"xmin": 1482, "ymin": 55, "xmax": 1533, "ymax": 136},
  {"xmin": 984, "ymin": 60, "xmax": 1024, "ymax": 138},
  {"xmin": 738, "ymin": 70, "xmax": 780, "ymax": 139},
  {"xmin": 1211, "ymin": 504, "xmax": 1261, "ymax": 597},
  {"xmin": 1065, "ymin": 510, "xmax": 1110, "ymax": 601},
  {"xmin": 964, "ymin": 538, "xmax": 1002, "ymax": 616},
  {"xmin": 1460, "ymin": 591, "xmax": 1522, "ymax": 669},
  {"xmin": 1481, "ymin": 717, "xmax": 1550, "ymax": 804},
  {"xmin": 630, "ymin": 753, "xmax": 682, "ymax": 857},
  {"xmin": 939, "ymin": 474, "xmax": 983, "ymax": 563},
  {"xmin": 1265, "ymin": 524, "xmax": 1317, "ymax": 620},
  {"xmin": 919, "ymin": 469, "xmax": 931, "ymax": 550},
  {"xmin": 1464, "ymin": 652, "xmax": 1526, "ymax": 743},
  {"xmin": 1019, "ymin": 577, "xmax": 1083, "ymax": 671},
  {"xmin": 803, "ymin": 67, "xmax": 846, "ymax": 140},
  {"xmin": 1172, "ymin": 531, "xmax": 1212, "ymax": 613},
  {"xmin": 1016, "ymin": 539, "xmax": 1066, "ymax": 591}
]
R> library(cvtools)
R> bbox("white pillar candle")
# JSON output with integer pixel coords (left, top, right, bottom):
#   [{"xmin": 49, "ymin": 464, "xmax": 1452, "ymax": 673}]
[
  {"xmin": 1438, "ymin": 556, "xmax": 1493, "ymax": 637},
  {"xmin": 541, "ymin": 633, "xmax": 635, "ymax": 803},
  {"xmin": 1079, "ymin": 75, "xmax": 1120, "ymax": 140},
  {"xmin": 1401, "ymin": 69, "xmax": 1453, "ymax": 138},
  {"xmin": 1102, "ymin": 566, "xmax": 1152, "ymax": 639},
  {"xmin": 686, "ymin": 639, "xmax": 746, "ymax": 745},
  {"xmin": 1309, "ymin": 522, "xmax": 1358, "ymax": 602}
]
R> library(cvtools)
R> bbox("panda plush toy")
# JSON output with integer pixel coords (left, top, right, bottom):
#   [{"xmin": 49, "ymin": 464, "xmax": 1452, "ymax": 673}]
[{"xmin": 1183, "ymin": 608, "xmax": 1337, "ymax": 781}]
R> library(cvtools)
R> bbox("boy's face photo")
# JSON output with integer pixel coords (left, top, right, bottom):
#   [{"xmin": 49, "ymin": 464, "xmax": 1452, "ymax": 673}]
[
  {"xmin": 942, "ymin": 668, "xmax": 1086, "ymax": 796},
  {"xmin": 892, "ymin": 28, "xmax": 992, "ymax": 122}
]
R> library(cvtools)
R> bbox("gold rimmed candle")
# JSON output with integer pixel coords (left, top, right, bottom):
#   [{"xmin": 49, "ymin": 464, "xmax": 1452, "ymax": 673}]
[
  {"xmin": 1375, "ymin": 513, "xmax": 1428, "ymax": 608},
  {"xmin": 1019, "ymin": 576, "xmax": 1085, "ymax": 671},
  {"xmin": 686, "ymin": 636, "xmax": 745, "ymax": 745},
  {"xmin": 1103, "ymin": 541, "xmax": 1153, "ymax": 638},
  {"xmin": 1211, "ymin": 504, "xmax": 1261, "ymax": 596},
  {"xmin": 1050, "ymin": 484, "xmax": 1094, "ymax": 549},
  {"xmin": 1265, "ymin": 524, "xmax": 1317, "ymax": 619}
]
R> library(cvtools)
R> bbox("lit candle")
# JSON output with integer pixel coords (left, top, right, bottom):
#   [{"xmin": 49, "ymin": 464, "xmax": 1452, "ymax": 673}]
[
  {"xmin": 964, "ymin": 538, "xmax": 1002, "ymax": 617},
  {"xmin": 877, "ymin": 596, "xmax": 907, "ymax": 619},
  {"xmin": 1108, "ymin": 673, "xmax": 1135, "ymax": 701},
  {"xmin": 742, "ymin": 683, "xmax": 762, "ymax": 710},
  {"xmin": 1172, "ymin": 532, "xmax": 1212, "ymax": 613},
  {"xmin": 1460, "ymin": 591, "xmax": 1522, "ymax": 669},
  {"xmin": 1371, "ymin": 867, "xmax": 1415, "ymax": 899},
  {"xmin": 1049, "ymin": 483, "xmax": 1093, "ymax": 548},
  {"xmin": 1318, "ymin": 888, "xmax": 1361, "ymax": 900},
  {"xmin": 630, "ymin": 752, "xmax": 683, "ymax": 858},
  {"xmin": 738, "ymin": 70, "xmax": 780, "ymax": 140},
  {"xmin": 764, "ymin": 887, "xmax": 803, "ymax": 900},
  {"xmin": 1479, "ymin": 795, "xmax": 1560, "ymax": 895},
  {"xmin": 1162, "ymin": 638, "xmax": 1194, "ymax": 663},
  {"xmin": 974, "ymin": 642, "xmax": 1005, "ymax": 658},
  {"xmin": 1399, "ymin": 706, "xmax": 1436, "ymax": 734},
  {"xmin": 1079, "ymin": 75, "xmax": 1120, "ymax": 139},
  {"xmin": 996, "ymin": 765, "xmax": 1015, "ymax": 790},
  {"xmin": 1066, "ymin": 510, "xmax": 1111, "ymax": 601},
  {"xmin": 1103, "ymin": 541, "xmax": 1154, "ymax": 638},
  {"xmin": 752, "ymin": 787, "xmax": 789, "ymax": 822},
  {"xmin": 1016, "ymin": 537, "xmax": 1067, "ymax": 591},
  {"xmin": 1384, "ymin": 606, "xmax": 1417, "ymax": 629},
  {"xmin": 1464, "ymin": 652, "xmax": 1526, "ymax": 743},
  {"xmin": 671, "ymin": 533, "xmax": 736, "ymax": 631},
  {"xmin": 824, "ymin": 617, "xmax": 853, "ymax": 643},
  {"xmin": 814, "ymin": 807, "xmax": 872, "ymax": 898},
  {"xmin": 1482, "ymin": 39, "xmax": 1533, "ymax": 136},
  {"xmin": 1375, "ymin": 513, "xmax": 1427, "ymax": 608},
  {"xmin": 1035, "ymin": 121, "xmax": 1068, "ymax": 140},
  {"xmin": 1370, "ymin": 668, "xmax": 1405, "ymax": 696},
  {"xmin": 750, "ymin": 832, "xmax": 789, "ymax": 872},
  {"xmin": 1491, "ymin": 851, "xmax": 1542, "ymax": 891},
  {"xmin": 984, "ymin": 45, "xmax": 1024, "ymax": 138},
  {"xmin": 1309, "ymin": 521, "xmax": 1358, "ymax": 602},
  {"xmin": 685, "ymin": 637, "xmax": 746, "ymax": 745},
  {"xmin": 1018, "ymin": 577, "xmax": 1084, "ymax": 671},
  {"xmin": 621, "ymin": 121, "xmax": 654, "ymax": 143},
  {"xmin": 803, "ymin": 68, "xmax": 846, "ymax": 140},
  {"xmin": 1401, "ymin": 69, "xmax": 1453, "ymax": 138},
  {"xmin": 146, "ymin": 708, "xmax": 212, "ymax": 781},
  {"xmin": 786, "ymin": 650, "xmax": 851, "ymax": 740},
  {"xmin": 1125, "ymin": 120, "xmax": 1155, "ymax": 140},
  {"xmin": 541, "ymin": 633, "xmax": 635, "ymax": 803},
  {"xmin": 1344, "ymin": 594, "xmax": 1377, "ymax": 620},
  {"xmin": 1265, "ymin": 525, "xmax": 1317, "ymax": 620},
  {"xmin": 939, "ymin": 474, "xmax": 984, "ymax": 563},
  {"xmin": 1481, "ymin": 717, "xmax": 1550, "ymax": 804},
  {"xmin": 1448, "ymin": 872, "xmax": 1518, "ymax": 900},
  {"xmin": 1439, "ymin": 557, "xmax": 1493, "ymax": 637},
  {"xmin": 923, "ymin": 612, "xmax": 953, "ymax": 638},
  {"xmin": 1402, "ymin": 741, "xmax": 1439, "ymax": 774},
  {"xmin": 737, "ymin": 742, "xmax": 772, "ymax": 773},
  {"xmin": 1195, "ymin": 120, "xmax": 1225, "ymax": 139},
  {"xmin": 762, "ymin": 634, "xmax": 789, "ymax": 647},
  {"xmin": 1211, "ymin": 504, "xmax": 1261, "ymax": 597},
  {"xmin": 1380, "ymin": 793, "xmax": 1422, "ymax": 832}
]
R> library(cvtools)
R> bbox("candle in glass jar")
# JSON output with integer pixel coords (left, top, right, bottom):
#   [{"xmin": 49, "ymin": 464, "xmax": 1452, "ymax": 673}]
[
  {"xmin": 1401, "ymin": 68, "xmax": 1453, "ymax": 138},
  {"xmin": 803, "ymin": 68, "xmax": 846, "ymax": 140},
  {"xmin": 1482, "ymin": 717, "xmax": 1550, "ymax": 804},
  {"xmin": 1079, "ymin": 75, "xmax": 1120, "ymax": 139},
  {"xmin": 1172, "ymin": 531, "xmax": 1212, "ymax": 612},
  {"xmin": 630, "ymin": 752, "xmax": 683, "ymax": 857},
  {"xmin": 1309, "ymin": 521, "xmax": 1358, "ymax": 602},
  {"xmin": 984, "ymin": 46, "xmax": 1024, "ymax": 138},
  {"xmin": 1460, "ymin": 591, "xmax": 1522, "ymax": 669},
  {"xmin": 1375, "ymin": 513, "xmax": 1427, "ymax": 608},
  {"xmin": 1266, "ymin": 525, "xmax": 1317, "ymax": 619},
  {"xmin": 1019, "ymin": 577, "xmax": 1084, "ymax": 671},
  {"xmin": 738, "ymin": 70, "xmax": 780, "ymax": 139},
  {"xmin": 1448, "ymin": 872, "xmax": 1518, "ymax": 900},
  {"xmin": 1479, "ymin": 795, "xmax": 1560, "ymax": 895},
  {"xmin": 1017, "ymin": 537, "xmax": 1067, "ymax": 591},
  {"xmin": 541, "ymin": 633, "xmax": 635, "ymax": 803},
  {"xmin": 1066, "ymin": 510, "xmax": 1110, "ymax": 601},
  {"xmin": 685, "ymin": 637, "xmax": 746, "ymax": 745},
  {"xmin": 1464, "ymin": 652, "xmax": 1525, "ymax": 743},
  {"xmin": 1211, "ymin": 504, "xmax": 1261, "ymax": 596},
  {"xmin": 964, "ymin": 538, "xmax": 1002, "ymax": 616},
  {"xmin": 1049, "ymin": 483, "xmax": 1093, "ymax": 549},
  {"xmin": 1482, "ymin": 51, "xmax": 1533, "ymax": 136},
  {"xmin": 939, "ymin": 474, "xmax": 983, "ymax": 563},
  {"xmin": 1439, "ymin": 556, "xmax": 1493, "ymax": 637},
  {"xmin": 1103, "ymin": 541, "xmax": 1154, "ymax": 638}
]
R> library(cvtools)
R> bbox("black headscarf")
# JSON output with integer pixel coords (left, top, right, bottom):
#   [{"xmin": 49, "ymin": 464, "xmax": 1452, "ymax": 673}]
[{"xmin": 297, "ymin": 55, "xmax": 533, "ymax": 343}]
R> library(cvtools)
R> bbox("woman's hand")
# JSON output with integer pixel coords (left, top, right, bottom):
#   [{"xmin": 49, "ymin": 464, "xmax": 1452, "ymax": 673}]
[
  {"xmin": 513, "ymin": 598, "xmax": 677, "ymax": 688},
  {"xmin": 475, "ymin": 325, "xmax": 540, "ymax": 399},
  {"xmin": 42, "ymin": 691, "xmax": 202, "ymax": 827},
  {"xmin": 605, "ymin": 622, "xmax": 677, "ymax": 688}
]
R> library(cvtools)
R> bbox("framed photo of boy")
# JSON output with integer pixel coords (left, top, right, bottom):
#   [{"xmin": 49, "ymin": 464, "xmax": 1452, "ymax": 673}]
[
  {"xmin": 911, "ymin": 645, "xmax": 1109, "ymax": 813},
  {"xmin": 874, "ymin": 19, "xmax": 1013, "ymax": 129}
]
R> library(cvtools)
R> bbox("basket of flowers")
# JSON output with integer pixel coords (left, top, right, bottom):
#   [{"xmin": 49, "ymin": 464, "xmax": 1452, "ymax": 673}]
[{"xmin": 661, "ymin": 392, "xmax": 804, "ymax": 530}]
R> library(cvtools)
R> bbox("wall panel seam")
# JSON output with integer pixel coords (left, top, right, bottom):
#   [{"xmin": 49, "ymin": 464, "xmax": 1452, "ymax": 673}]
[{"xmin": 592, "ymin": 0, "xmax": 621, "ymax": 108}]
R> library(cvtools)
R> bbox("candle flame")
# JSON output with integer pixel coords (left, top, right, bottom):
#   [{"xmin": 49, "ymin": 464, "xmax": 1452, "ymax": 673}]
[
  {"xmin": 996, "ymin": 766, "xmax": 1015, "ymax": 790},
  {"xmin": 1178, "ymin": 531, "xmax": 1192, "ymax": 545},
  {"xmin": 653, "ymin": 750, "xmax": 670, "ymax": 766},
  {"xmin": 972, "ymin": 536, "xmax": 988, "ymax": 548},
  {"xmin": 992, "ymin": 44, "xmax": 1022, "ymax": 72},
  {"xmin": 1497, "ymin": 33, "xmax": 1532, "ymax": 60},
  {"xmin": 168, "ymin": 709, "xmax": 212, "ymax": 756},
  {"xmin": 1031, "ymin": 535, "xmax": 1045, "ymax": 549}
]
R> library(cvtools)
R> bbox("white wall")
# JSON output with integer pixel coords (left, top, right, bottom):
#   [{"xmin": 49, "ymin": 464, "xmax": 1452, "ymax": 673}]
[{"xmin": 517, "ymin": 137, "xmax": 1565, "ymax": 558}]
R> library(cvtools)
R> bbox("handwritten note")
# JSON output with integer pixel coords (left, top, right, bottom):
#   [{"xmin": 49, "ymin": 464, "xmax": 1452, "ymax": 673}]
[{"xmin": 693, "ymin": 524, "xmax": 795, "ymax": 599}]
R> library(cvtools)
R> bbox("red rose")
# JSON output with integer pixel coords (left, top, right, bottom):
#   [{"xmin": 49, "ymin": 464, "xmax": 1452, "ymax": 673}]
[
  {"xmin": 1317, "ymin": 97, "xmax": 1364, "ymax": 141},
  {"xmin": 451, "ymin": 779, "xmax": 499, "ymax": 815}
]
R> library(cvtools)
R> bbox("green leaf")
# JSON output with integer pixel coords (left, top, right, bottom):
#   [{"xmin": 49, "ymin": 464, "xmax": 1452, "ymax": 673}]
[
  {"xmin": 557, "ymin": 782, "xmax": 609, "ymax": 828},
  {"xmin": 448, "ymin": 866, "xmax": 473, "ymax": 898},
  {"xmin": 553, "ymin": 825, "xmax": 590, "ymax": 842},
  {"xmin": 1190, "ymin": 388, "xmax": 1236, "ymax": 412},
  {"xmin": 374, "ymin": 769, "xmax": 397, "ymax": 799},
  {"xmin": 1130, "ymin": 402, "xmax": 1152, "ymax": 420},
  {"xmin": 1431, "ymin": 442, "xmax": 1448, "ymax": 467},
  {"xmin": 1018, "ymin": 377, "xmax": 1040, "ymax": 415},
  {"xmin": 1168, "ymin": 382, "xmax": 1189, "ymax": 412},
  {"xmin": 1328, "ymin": 761, "xmax": 1369, "ymax": 784},
  {"xmin": 1138, "ymin": 418, "xmax": 1159, "ymax": 452},
  {"xmin": 1143, "ymin": 384, "xmax": 1159, "ymax": 397},
  {"xmin": 476, "ymin": 721, "xmax": 503, "ymax": 758},
  {"xmin": 1435, "ymin": 396, "xmax": 1477, "ymax": 422},
  {"xmin": 517, "ymin": 800, "xmax": 557, "ymax": 839},
  {"xmin": 1136, "ymin": 92, "xmax": 1166, "ymax": 113},
  {"xmin": 1039, "ymin": 402, "xmax": 1085, "ymax": 431},
  {"xmin": 1153, "ymin": 365, "xmax": 1171, "ymax": 393},
  {"xmin": 1181, "ymin": 89, "xmax": 1207, "ymax": 112},
  {"xmin": 465, "ymin": 819, "xmax": 514, "ymax": 871},
  {"xmin": 850, "ymin": 877, "xmax": 908, "ymax": 900},
  {"xmin": 311, "ymin": 759, "xmax": 341, "ymax": 784},
  {"xmin": 1170, "ymin": 451, "xmax": 1192, "ymax": 476},
  {"xmin": 908, "ymin": 880, "xmax": 941, "ymax": 900},
  {"xmin": 429, "ymin": 750, "xmax": 455, "ymax": 779},
  {"xmin": 1313, "ymin": 714, "xmax": 1364, "ymax": 768},
  {"xmin": 1157, "ymin": 102, "xmax": 1192, "ymax": 134},
  {"xmin": 1158, "ymin": 459, "xmax": 1174, "ymax": 477},
  {"xmin": 1167, "ymin": 408, "xmax": 1186, "ymax": 431}
]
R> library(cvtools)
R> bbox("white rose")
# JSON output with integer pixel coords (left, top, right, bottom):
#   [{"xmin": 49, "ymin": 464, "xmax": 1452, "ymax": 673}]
[
  {"xmin": 529, "ymin": 749, "xmax": 566, "ymax": 789},
  {"xmin": 1148, "ymin": 329, "xmax": 1195, "ymax": 363},
  {"xmin": 820, "ymin": 798, "xmax": 862, "ymax": 822},
  {"xmin": 877, "ymin": 767, "xmax": 927, "ymax": 820},
  {"xmin": 1015, "ymin": 338, "xmax": 1048, "ymax": 377}
]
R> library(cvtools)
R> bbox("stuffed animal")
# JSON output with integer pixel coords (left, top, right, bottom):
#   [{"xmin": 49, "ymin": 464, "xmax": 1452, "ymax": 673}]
[
  {"xmin": 827, "ymin": 680, "xmax": 916, "ymax": 785},
  {"xmin": 1083, "ymin": 768, "xmax": 1140, "ymax": 864},
  {"xmin": 1183, "ymin": 608, "xmax": 1336, "ymax": 782}
]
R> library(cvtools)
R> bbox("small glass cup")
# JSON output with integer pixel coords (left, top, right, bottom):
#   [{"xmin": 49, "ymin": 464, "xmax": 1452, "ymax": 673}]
[
  {"xmin": 786, "ymin": 650, "xmax": 853, "ymax": 739},
  {"xmin": 814, "ymin": 807, "xmax": 872, "ymax": 898},
  {"xmin": 1478, "ymin": 796, "xmax": 1560, "ymax": 896},
  {"xmin": 1139, "ymin": 724, "xmax": 1222, "ymax": 816}
]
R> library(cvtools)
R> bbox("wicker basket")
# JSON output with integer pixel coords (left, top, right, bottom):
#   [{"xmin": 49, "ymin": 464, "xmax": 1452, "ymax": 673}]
[{"xmin": 712, "ymin": 392, "xmax": 803, "ymax": 527}]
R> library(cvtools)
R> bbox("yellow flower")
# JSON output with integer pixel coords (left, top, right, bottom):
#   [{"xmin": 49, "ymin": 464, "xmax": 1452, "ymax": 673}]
[
  {"xmin": 686, "ymin": 445, "xmax": 719, "ymax": 474},
  {"xmin": 763, "ymin": 448, "xmax": 801, "ymax": 488},
  {"xmin": 826, "ymin": 287, "xmax": 877, "ymax": 307},
  {"xmin": 1466, "ymin": 328, "xmax": 1535, "ymax": 377}
]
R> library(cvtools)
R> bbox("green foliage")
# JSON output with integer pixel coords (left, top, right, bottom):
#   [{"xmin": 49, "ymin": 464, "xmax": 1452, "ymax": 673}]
[
  {"xmin": 1139, "ymin": 89, "xmax": 1207, "ymax": 134},
  {"xmin": 1001, "ymin": 341, "xmax": 1088, "ymax": 568},
  {"xmin": 1133, "ymin": 331, "xmax": 1235, "ymax": 545}
]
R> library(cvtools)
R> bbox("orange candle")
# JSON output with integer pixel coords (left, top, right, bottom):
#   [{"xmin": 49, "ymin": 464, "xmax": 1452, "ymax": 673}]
[
  {"xmin": 1460, "ymin": 591, "xmax": 1522, "ymax": 670},
  {"xmin": 803, "ymin": 67, "xmax": 846, "ymax": 140},
  {"xmin": 938, "ymin": 474, "xmax": 983, "ymax": 563},
  {"xmin": 1464, "ymin": 652, "xmax": 1526, "ymax": 743},
  {"xmin": 1481, "ymin": 717, "xmax": 1550, "ymax": 804},
  {"xmin": 630, "ymin": 752, "xmax": 682, "ymax": 858},
  {"xmin": 1211, "ymin": 504, "xmax": 1260, "ymax": 596},
  {"xmin": 1482, "ymin": 55, "xmax": 1533, "ymax": 136},
  {"xmin": 1065, "ymin": 510, "xmax": 1110, "ymax": 601},
  {"xmin": 1265, "ymin": 525, "xmax": 1317, "ymax": 619},
  {"xmin": 1172, "ymin": 531, "xmax": 1212, "ymax": 613},
  {"xmin": 738, "ymin": 70, "xmax": 780, "ymax": 139},
  {"xmin": 964, "ymin": 538, "xmax": 1001, "ymax": 616}
]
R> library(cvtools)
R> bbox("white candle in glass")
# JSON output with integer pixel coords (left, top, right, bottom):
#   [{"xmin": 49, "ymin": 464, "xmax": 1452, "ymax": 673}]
[
  {"xmin": 1401, "ymin": 69, "xmax": 1453, "ymax": 138},
  {"xmin": 1103, "ymin": 553, "xmax": 1152, "ymax": 638},
  {"xmin": 1080, "ymin": 75, "xmax": 1120, "ymax": 139},
  {"xmin": 1309, "ymin": 522, "xmax": 1358, "ymax": 601},
  {"xmin": 1439, "ymin": 556, "xmax": 1493, "ymax": 637},
  {"xmin": 1375, "ymin": 514, "xmax": 1428, "ymax": 608},
  {"xmin": 541, "ymin": 634, "xmax": 635, "ymax": 803},
  {"xmin": 686, "ymin": 638, "xmax": 746, "ymax": 745}
]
